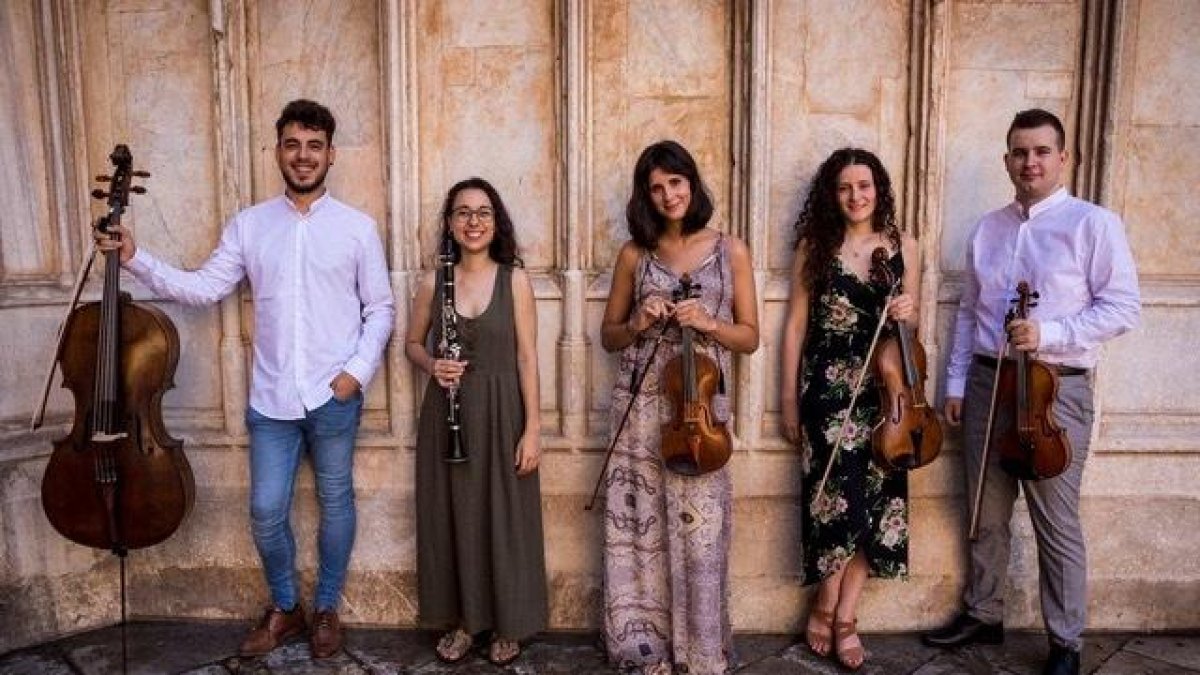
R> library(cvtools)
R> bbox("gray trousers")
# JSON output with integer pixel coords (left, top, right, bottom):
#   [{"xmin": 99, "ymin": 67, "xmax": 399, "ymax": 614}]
[{"xmin": 961, "ymin": 359, "xmax": 1094, "ymax": 651}]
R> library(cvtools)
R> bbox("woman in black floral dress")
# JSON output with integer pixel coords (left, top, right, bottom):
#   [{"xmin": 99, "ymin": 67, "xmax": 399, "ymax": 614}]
[{"xmin": 780, "ymin": 148, "xmax": 921, "ymax": 671}]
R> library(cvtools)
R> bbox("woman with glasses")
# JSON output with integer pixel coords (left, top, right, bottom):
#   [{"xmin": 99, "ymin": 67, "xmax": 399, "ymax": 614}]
[
  {"xmin": 405, "ymin": 177, "xmax": 546, "ymax": 667},
  {"xmin": 599, "ymin": 141, "xmax": 760, "ymax": 675}
]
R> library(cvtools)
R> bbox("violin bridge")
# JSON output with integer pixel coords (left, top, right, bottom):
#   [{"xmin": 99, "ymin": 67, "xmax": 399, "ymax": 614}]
[{"xmin": 91, "ymin": 431, "xmax": 128, "ymax": 442}]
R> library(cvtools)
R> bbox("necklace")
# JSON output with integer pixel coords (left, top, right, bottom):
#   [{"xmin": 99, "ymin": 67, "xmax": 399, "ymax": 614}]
[{"xmin": 844, "ymin": 233, "xmax": 880, "ymax": 258}]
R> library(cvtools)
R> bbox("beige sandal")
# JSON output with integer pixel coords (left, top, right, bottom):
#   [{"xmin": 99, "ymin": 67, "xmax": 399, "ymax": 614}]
[
  {"xmin": 487, "ymin": 636, "xmax": 521, "ymax": 667},
  {"xmin": 435, "ymin": 628, "xmax": 472, "ymax": 663}
]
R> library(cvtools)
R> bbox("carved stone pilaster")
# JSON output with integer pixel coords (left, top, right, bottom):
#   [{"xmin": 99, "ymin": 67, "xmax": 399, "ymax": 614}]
[
  {"xmin": 209, "ymin": 0, "xmax": 252, "ymax": 437},
  {"xmin": 382, "ymin": 0, "xmax": 421, "ymax": 440}
]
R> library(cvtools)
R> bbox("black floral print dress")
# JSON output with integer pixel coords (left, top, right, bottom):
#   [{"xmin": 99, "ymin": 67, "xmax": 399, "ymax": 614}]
[{"xmin": 799, "ymin": 253, "xmax": 909, "ymax": 584}]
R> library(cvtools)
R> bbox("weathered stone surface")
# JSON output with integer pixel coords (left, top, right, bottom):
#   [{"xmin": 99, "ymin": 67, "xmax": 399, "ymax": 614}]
[
  {"xmin": 1121, "ymin": 126, "xmax": 1200, "ymax": 276},
  {"xmin": 3, "ymin": 622, "xmax": 1200, "ymax": 674},
  {"xmin": 1125, "ymin": 635, "xmax": 1200, "ymax": 670},
  {"xmin": 2, "ymin": 0, "xmax": 1199, "ymax": 654},
  {"xmin": 951, "ymin": 2, "xmax": 1078, "ymax": 72},
  {"xmin": 0, "ymin": 653, "xmax": 75, "ymax": 675},
  {"xmin": 1130, "ymin": 0, "xmax": 1200, "ymax": 127}
]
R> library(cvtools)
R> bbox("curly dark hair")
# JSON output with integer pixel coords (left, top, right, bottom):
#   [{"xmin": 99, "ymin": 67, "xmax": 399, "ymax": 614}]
[
  {"xmin": 626, "ymin": 140, "xmax": 715, "ymax": 250},
  {"xmin": 438, "ymin": 177, "xmax": 523, "ymax": 266},
  {"xmin": 275, "ymin": 99, "xmax": 336, "ymax": 144},
  {"xmin": 793, "ymin": 148, "xmax": 900, "ymax": 295}
]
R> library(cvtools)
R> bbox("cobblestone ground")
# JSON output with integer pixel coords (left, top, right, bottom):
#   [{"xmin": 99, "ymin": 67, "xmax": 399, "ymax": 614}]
[{"xmin": 1, "ymin": 622, "xmax": 1197, "ymax": 674}]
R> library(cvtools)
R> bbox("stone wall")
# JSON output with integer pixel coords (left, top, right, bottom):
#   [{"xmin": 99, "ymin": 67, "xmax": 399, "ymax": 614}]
[{"xmin": 2, "ymin": 0, "xmax": 1197, "ymax": 654}]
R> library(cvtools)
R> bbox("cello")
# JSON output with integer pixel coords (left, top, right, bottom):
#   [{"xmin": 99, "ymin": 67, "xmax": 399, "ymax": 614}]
[
  {"xmin": 40, "ymin": 144, "xmax": 194, "ymax": 553},
  {"xmin": 867, "ymin": 248, "xmax": 942, "ymax": 471},
  {"xmin": 967, "ymin": 281, "xmax": 1071, "ymax": 539},
  {"xmin": 659, "ymin": 273, "xmax": 732, "ymax": 475}
]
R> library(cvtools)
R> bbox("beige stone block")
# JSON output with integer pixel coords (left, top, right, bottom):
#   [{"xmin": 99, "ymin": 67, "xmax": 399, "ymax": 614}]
[
  {"xmin": 0, "ymin": 306, "xmax": 73, "ymax": 420},
  {"xmin": 730, "ymin": 497, "xmax": 802, "ymax": 579},
  {"xmin": 803, "ymin": 0, "xmax": 908, "ymax": 115},
  {"xmin": 1096, "ymin": 303, "xmax": 1200, "ymax": 414},
  {"xmin": 442, "ymin": 46, "xmax": 475, "ymax": 87},
  {"xmin": 89, "ymin": 0, "xmax": 221, "ymax": 266},
  {"xmin": 253, "ymin": 0, "xmax": 385, "ymax": 224},
  {"xmin": 1099, "ymin": 439, "xmax": 1200, "ymax": 493},
  {"xmin": 547, "ymin": 570, "xmax": 603, "ymax": 628},
  {"xmin": 1084, "ymin": 496, "xmax": 1199, "ymax": 579},
  {"xmin": 1131, "ymin": 0, "xmax": 1200, "ymax": 126},
  {"xmin": 1025, "ymin": 70, "xmax": 1074, "ymax": 101},
  {"xmin": 1, "ymin": 564, "xmax": 120, "ymax": 654},
  {"xmin": 1121, "ymin": 125, "xmax": 1200, "ymax": 276},
  {"xmin": 591, "ymin": 0, "xmax": 629, "ymax": 62},
  {"xmin": 730, "ymin": 454, "xmax": 802, "ymax": 497},
  {"xmin": 729, "ymin": 574, "xmax": 804, "ymax": 632},
  {"xmin": 908, "ymin": 495, "xmax": 969, "ymax": 577},
  {"xmin": 0, "ymin": 0, "xmax": 54, "ymax": 278},
  {"xmin": 627, "ymin": 1, "xmax": 728, "ymax": 98},
  {"xmin": 420, "ymin": 40, "xmax": 557, "ymax": 268},
  {"xmin": 941, "ymin": 69, "xmax": 1032, "ymax": 271},
  {"xmin": 443, "ymin": 0, "xmax": 550, "ymax": 48},
  {"xmin": 951, "ymin": 2, "xmax": 1077, "ymax": 72},
  {"xmin": 541, "ymin": 493, "xmax": 603, "ymax": 576}
]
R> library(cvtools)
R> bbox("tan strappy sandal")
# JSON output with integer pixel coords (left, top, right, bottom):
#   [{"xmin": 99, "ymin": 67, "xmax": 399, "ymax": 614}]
[
  {"xmin": 805, "ymin": 607, "xmax": 835, "ymax": 657},
  {"xmin": 833, "ymin": 618, "xmax": 865, "ymax": 670}
]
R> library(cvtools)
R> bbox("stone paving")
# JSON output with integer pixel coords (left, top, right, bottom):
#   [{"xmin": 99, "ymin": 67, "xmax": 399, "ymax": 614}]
[{"xmin": 1, "ymin": 621, "xmax": 1198, "ymax": 674}]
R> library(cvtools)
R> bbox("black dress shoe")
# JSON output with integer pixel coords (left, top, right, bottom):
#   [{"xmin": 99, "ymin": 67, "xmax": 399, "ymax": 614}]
[
  {"xmin": 1042, "ymin": 645, "xmax": 1080, "ymax": 675},
  {"xmin": 921, "ymin": 612, "xmax": 1004, "ymax": 648}
]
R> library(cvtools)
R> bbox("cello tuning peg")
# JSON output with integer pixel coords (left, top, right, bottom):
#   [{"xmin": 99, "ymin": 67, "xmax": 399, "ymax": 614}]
[
  {"xmin": 91, "ymin": 189, "xmax": 110, "ymax": 200},
  {"xmin": 133, "ymin": 170, "xmax": 151, "ymax": 178},
  {"xmin": 131, "ymin": 186, "xmax": 147, "ymax": 194},
  {"xmin": 95, "ymin": 175, "xmax": 112, "ymax": 182}
]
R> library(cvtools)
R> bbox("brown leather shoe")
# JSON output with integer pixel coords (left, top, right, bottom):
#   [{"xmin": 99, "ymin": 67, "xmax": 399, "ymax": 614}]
[
  {"xmin": 238, "ymin": 605, "xmax": 307, "ymax": 656},
  {"xmin": 310, "ymin": 609, "xmax": 342, "ymax": 659}
]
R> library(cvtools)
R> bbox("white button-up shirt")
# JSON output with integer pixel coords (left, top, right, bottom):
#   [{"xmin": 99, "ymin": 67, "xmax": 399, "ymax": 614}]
[
  {"xmin": 126, "ymin": 192, "xmax": 395, "ymax": 419},
  {"xmin": 945, "ymin": 187, "xmax": 1140, "ymax": 398}
]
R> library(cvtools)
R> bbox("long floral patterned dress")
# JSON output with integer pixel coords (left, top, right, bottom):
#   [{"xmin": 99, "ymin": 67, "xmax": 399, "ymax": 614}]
[
  {"xmin": 604, "ymin": 236, "xmax": 735, "ymax": 675},
  {"xmin": 799, "ymin": 253, "xmax": 909, "ymax": 585}
]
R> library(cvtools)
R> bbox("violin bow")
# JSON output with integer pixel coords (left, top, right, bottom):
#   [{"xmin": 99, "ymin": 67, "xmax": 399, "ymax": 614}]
[
  {"xmin": 810, "ymin": 248, "xmax": 901, "ymax": 509},
  {"xmin": 968, "ymin": 288, "xmax": 1024, "ymax": 541},
  {"xmin": 810, "ymin": 292, "xmax": 896, "ymax": 510},
  {"xmin": 30, "ymin": 238, "xmax": 99, "ymax": 431}
]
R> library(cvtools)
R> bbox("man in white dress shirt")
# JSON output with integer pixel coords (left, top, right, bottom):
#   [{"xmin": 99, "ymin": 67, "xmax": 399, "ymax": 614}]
[
  {"xmin": 922, "ymin": 109, "xmax": 1140, "ymax": 675},
  {"xmin": 97, "ymin": 99, "xmax": 394, "ymax": 659}
]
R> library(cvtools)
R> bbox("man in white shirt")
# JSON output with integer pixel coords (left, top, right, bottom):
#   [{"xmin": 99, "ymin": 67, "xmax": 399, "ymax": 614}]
[
  {"xmin": 922, "ymin": 109, "xmax": 1140, "ymax": 675},
  {"xmin": 97, "ymin": 99, "xmax": 395, "ymax": 660}
]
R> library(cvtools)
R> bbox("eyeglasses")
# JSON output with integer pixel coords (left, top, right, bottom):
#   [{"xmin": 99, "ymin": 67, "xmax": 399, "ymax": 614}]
[{"xmin": 451, "ymin": 207, "xmax": 494, "ymax": 224}]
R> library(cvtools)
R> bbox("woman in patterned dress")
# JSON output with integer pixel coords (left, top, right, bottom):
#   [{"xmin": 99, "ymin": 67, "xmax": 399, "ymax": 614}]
[
  {"xmin": 780, "ymin": 148, "xmax": 920, "ymax": 670},
  {"xmin": 599, "ymin": 140, "xmax": 759, "ymax": 675}
]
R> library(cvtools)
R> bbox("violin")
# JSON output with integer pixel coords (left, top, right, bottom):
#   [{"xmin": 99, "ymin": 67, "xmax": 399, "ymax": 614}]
[
  {"xmin": 40, "ymin": 145, "xmax": 194, "ymax": 553},
  {"xmin": 967, "ymin": 281, "xmax": 1072, "ymax": 540},
  {"xmin": 659, "ymin": 274, "xmax": 732, "ymax": 475},
  {"xmin": 867, "ymin": 248, "xmax": 942, "ymax": 471},
  {"xmin": 993, "ymin": 281, "xmax": 1072, "ymax": 480}
]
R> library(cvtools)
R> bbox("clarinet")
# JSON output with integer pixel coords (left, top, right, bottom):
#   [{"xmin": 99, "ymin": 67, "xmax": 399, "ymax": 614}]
[{"xmin": 438, "ymin": 233, "xmax": 468, "ymax": 463}]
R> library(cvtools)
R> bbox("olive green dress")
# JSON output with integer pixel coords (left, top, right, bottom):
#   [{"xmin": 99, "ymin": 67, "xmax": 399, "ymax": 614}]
[{"xmin": 415, "ymin": 264, "xmax": 547, "ymax": 640}]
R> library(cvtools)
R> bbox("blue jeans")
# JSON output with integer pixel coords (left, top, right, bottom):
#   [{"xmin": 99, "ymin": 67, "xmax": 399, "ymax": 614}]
[{"xmin": 245, "ymin": 394, "xmax": 362, "ymax": 612}]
